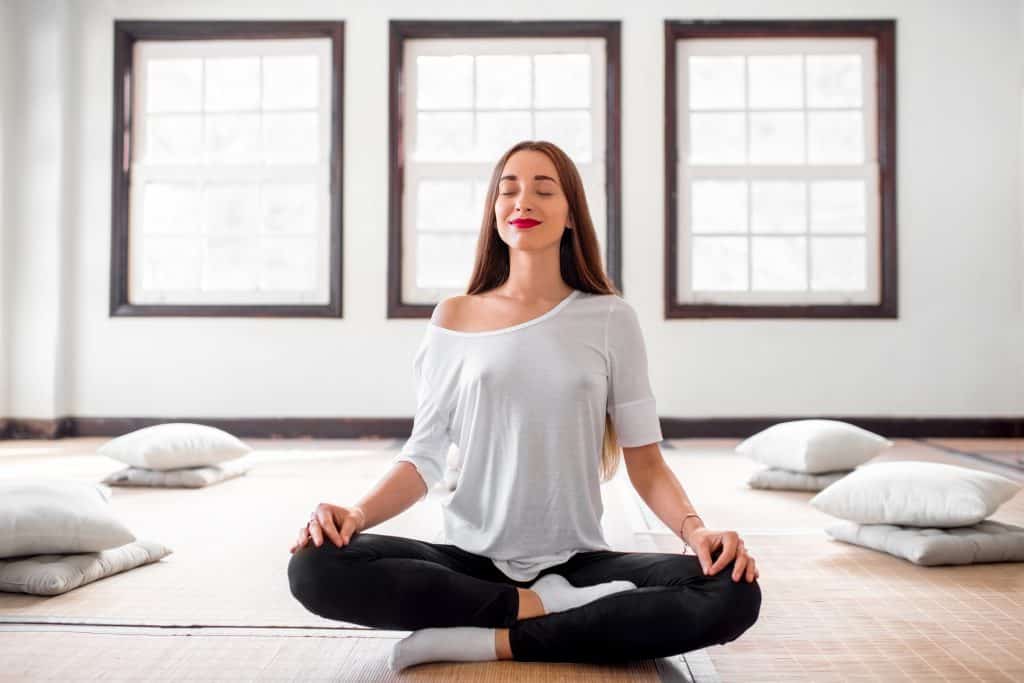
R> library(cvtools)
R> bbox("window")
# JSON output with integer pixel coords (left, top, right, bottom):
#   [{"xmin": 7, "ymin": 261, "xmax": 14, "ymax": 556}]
[
  {"xmin": 665, "ymin": 20, "xmax": 897, "ymax": 318},
  {"xmin": 387, "ymin": 21, "xmax": 622, "ymax": 317},
  {"xmin": 110, "ymin": 21, "xmax": 344, "ymax": 317}
]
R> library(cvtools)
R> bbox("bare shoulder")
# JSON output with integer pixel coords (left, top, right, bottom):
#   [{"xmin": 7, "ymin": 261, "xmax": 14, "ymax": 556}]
[{"xmin": 431, "ymin": 295, "xmax": 472, "ymax": 329}]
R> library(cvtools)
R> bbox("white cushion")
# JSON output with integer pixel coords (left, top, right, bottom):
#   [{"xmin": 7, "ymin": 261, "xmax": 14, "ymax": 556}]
[
  {"xmin": 810, "ymin": 460, "xmax": 1022, "ymax": 527},
  {"xmin": 0, "ymin": 540, "xmax": 172, "ymax": 595},
  {"xmin": 102, "ymin": 456, "xmax": 253, "ymax": 488},
  {"xmin": 736, "ymin": 419, "xmax": 893, "ymax": 473},
  {"xmin": 747, "ymin": 466, "xmax": 850, "ymax": 492},
  {"xmin": 826, "ymin": 520, "xmax": 1024, "ymax": 566},
  {"xmin": 0, "ymin": 479, "xmax": 136, "ymax": 559},
  {"xmin": 97, "ymin": 423, "xmax": 252, "ymax": 471}
]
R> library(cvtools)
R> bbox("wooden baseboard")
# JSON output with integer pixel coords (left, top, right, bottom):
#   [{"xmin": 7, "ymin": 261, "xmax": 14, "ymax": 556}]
[{"xmin": 1, "ymin": 416, "xmax": 1021, "ymax": 440}]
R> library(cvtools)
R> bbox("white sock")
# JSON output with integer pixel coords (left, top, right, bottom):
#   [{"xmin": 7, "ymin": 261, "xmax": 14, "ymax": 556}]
[
  {"xmin": 529, "ymin": 572, "xmax": 637, "ymax": 615},
  {"xmin": 388, "ymin": 626, "xmax": 497, "ymax": 671}
]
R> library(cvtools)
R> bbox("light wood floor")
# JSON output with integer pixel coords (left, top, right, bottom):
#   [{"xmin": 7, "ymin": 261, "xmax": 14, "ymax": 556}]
[{"xmin": 0, "ymin": 436, "xmax": 1021, "ymax": 681}]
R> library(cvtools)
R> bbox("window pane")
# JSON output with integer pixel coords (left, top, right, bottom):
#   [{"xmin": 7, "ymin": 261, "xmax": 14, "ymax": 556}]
[
  {"xmin": 475, "ymin": 55, "xmax": 531, "ymax": 109},
  {"xmin": 417, "ymin": 179, "xmax": 477, "ymax": 231},
  {"xmin": 476, "ymin": 111, "xmax": 531, "ymax": 161},
  {"xmin": 416, "ymin": 112, "xmax": 473, "ymax": 161},
  {"xmin": 146, "ymin": 59, "xmax": 202, "ymax": 113},
  {"xmin": 751, "ymin": 181, "xmax": 806, "ymax": 234},
  {"xmin": 141, "ymin": 236, "xmax": 202, "ymax": 290},
  {"xmin": 748, "ymin": 55, "xmax": 803, "ymax": 110},
  {"xmin": 263, "ymin": 183, "xmax": 317, "ymax": 234},
  {"xmin": 752, "ymin": 237, "xmax": 807, "ymax": 290},
  {"xmin": 264, "ymin": 112, "xmax": 318, "ymax": 164},
  {"xmin": 263, "ymin": 55, "xmax": 319, "ymax": 110},
  {"xmin": 688, "ymin": 56, "xmax": 745, "ymax": 110},
  {"xmin": 810, "ymin": 180, "xmax": 865, "ymax": 233},
  {"xmin": 417, "ymin": 232, "xmax": 475, "ymax": 288},
  {"xmin": 146, "ymin": 115, "xmax": 203, "ymax": 163},
  {"xmin": 692, "ymin": 237, "xmax": 747, "ymax": 290},
  {"xmin": 691, "ymin": 180, "xmax": 746, "ymax": 234},
  {"xmin": 204, "ymin": 184, "xmax": 260, "ymax": 235},
  {"xmin": 417, "ymin": 55, "xmax": 473, "ymax": 110},
  {"xmin": 534, "ymin": 111, "xmax": 591, "ymax": 162},
  {"xmin": 811, "ymin": 237, "xmax": 866, "ymax": 290},
  {"xmin": 204, "ymin": 236, "xmax": 260, "ymax": 290},
  {"xmin": 205, "ymin": 113, "xmax": 262, "ymax": 164},
  {"xmin": 749, "ymin": 112, "xmax": 805, "ymax": 164},
  {"xmin": 260, "ymin": 236, "xmax": 317, "ymax": 290},
  {"xmin": 534, "ymin": 54, "xmax": 590, "ymax": 108},
  {"xmin": 204, "ymin": 57, "xmax": 261, "ymax": 112},
  {"xmin": 807, "ymin": 54, "xmax": 862, "ymax": 108},
  {"xmin": 143, "ymin": 183, "xmax": 201, "ymax": 234},
  {"xmin": 808, "ymin": 111, "xmax": 863, "ymax": 164},
  {"xmin": 689, "ymin": 112, "xmax": 745, "ymax": 164}
]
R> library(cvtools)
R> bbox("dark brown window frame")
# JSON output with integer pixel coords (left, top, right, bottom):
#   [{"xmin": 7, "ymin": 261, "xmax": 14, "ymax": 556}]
[
  {"xmin": 664, "ymin": 19, "xmax": 897, "ymax": 319},
  {"xmin": 110, "ymin": 20, "xmax": 345, "ymax": 318},
  {"xmin": 387, "ymin": 20, "xmax": 622, "ymax": 319}
]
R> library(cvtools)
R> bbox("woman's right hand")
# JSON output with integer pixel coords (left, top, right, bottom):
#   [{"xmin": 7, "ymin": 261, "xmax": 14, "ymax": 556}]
[{"xmin": 289, "ymin": 503, "xmax": 366, "ymax": 553}]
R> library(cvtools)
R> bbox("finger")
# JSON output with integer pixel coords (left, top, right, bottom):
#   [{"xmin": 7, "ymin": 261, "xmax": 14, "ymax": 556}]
[
  {"xmin": 695, "ymin": 540, "xmax": 713, "ymax": 576},
  {"xmin": 309, "ymin": 520, "xmax": 324, "ymax": 546},
  {"xmin": 708, "ymin": 535, "xmax": 738, "ymax": 575},
  {"xmin": 746, "ymin": 558, "xmax": 757, "ymax": 582},
  {"xmin": 732, "ymin": 551, "xmax": 748, "ymax": 581},
  {"xmin": 338, "ymin": 514, "xmax": 359, "ymax": 545},
  {"xmin": 319, "ymin": 513, "xmax": 344, "ymax": 547}
]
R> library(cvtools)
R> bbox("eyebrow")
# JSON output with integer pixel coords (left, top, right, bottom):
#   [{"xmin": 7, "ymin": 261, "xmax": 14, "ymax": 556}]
[{"xmin": 499, "ymin": 174, "xmax": 559, "ymax": 185}]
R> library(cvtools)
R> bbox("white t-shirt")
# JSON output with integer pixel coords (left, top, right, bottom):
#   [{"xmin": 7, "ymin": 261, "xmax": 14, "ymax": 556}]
[{"xmin": 393, "ymin": 289, "xmax": 663, "ymax": 581}]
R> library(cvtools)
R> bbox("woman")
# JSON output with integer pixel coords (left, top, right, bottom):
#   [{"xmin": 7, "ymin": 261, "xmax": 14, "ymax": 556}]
[{"xmin": 287, "ymin": 140, "xmax": 761, "ymax": 671}]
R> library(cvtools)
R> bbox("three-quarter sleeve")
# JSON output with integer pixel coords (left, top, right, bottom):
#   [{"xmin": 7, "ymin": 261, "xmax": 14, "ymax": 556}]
[
  {"xmin": 605, "ymin": 297, "xmax": 663, "ymax": 448},
  {"xmin": 392, "ymin": 329, "xmax": 454, "ymax": 498}
]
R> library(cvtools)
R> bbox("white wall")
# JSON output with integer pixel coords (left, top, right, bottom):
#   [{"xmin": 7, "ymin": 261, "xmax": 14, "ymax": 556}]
[
  {"xmin": 0, "ymin": 0, "xmax": 11, "ymax": 420},
  {"xmin": 3, "ymin": 0, "xmax": 1023, "ymax": 421},
  {"xmin": 4, "ymin": 0, "xmax": 74, "ymax": 421}
]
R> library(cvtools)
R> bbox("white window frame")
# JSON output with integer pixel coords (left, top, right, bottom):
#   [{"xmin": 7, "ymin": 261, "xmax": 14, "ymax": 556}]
[
  {"xmin": 401, "ymin": 37, "xmax": 606, "ymax": 304},
  {"xmin": 129, "ymin": 38, "xmax": 333, "ymax": 305},
  {"xmin": 676, "ymin": 37, "xmax": 880, "ymax": 305}
]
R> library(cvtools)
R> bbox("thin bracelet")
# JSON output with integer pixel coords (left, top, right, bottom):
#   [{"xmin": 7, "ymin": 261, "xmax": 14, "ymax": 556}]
[{"xmin": 679, "ymin": 513, "xmax": 703, "ymax": 554}]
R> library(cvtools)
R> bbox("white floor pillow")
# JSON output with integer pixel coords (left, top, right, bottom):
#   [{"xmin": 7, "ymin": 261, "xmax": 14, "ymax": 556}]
[
  {"xmin": 810, "ymin": 460, "xmax": 1022, "ymax": 527},
  {"xmin": 747, "ymin": 466, "xmax": 851, "ymax": 492},
  {"xmin": 826, "ymin": 520, "xmax": 1024, "ymax": 566},
  {"xmin": 103, "ymin": 456, "xmax": 254, "ymax": 488},
  {"xmin": 736, "ymin": 419, "xmax": 893, "ymax": 473},
  {"xmin": 0, "ymin": 540, "xmax": 172, "ymax": 595},
  {"xmin": 0, "ymin": 480, "xmax": 135, "ymax": 558},
  {"xmin": 97, "ymin": 423, "xmax": 252, "ymax": 471}
]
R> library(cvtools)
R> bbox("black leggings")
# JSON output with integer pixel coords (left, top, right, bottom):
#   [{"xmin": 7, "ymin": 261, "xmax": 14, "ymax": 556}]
[{"xmin": 288, "ymin": 532, "xmax": 761, "ymax": 663}]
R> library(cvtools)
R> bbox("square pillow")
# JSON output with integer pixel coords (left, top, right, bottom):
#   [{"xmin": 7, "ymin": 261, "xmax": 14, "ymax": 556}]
[
  {"xmin": 102, "ymin": 456, "xmax": 253, "ymax": 488},
  {"xmin": 97, "ymin": 423, "xmax": 252, "ymax": 471},
  {"xmin": 810, "ymin": 460, "xmax": 1021, "ymax": 527},
  {"xmin": 0, "ymin": 479, "xmax": 135, "ymax": 559},
  {"xmin": 747, "ymin": 466, "xmax": 851, "ymax": 492},
  {"xmin": 0, "ymin": 540, "xmax": 172, "ymax": 595},
  {"xmin": 736, "ymin": 419, "xmax": 893, "ymax": 473},
  {"xmin": 826, "ymin": 520, "xmax": 1024, "ymax": 566}
]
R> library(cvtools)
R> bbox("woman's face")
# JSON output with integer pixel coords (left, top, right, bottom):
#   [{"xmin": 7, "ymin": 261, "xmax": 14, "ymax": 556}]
[{"xmin": 493, "ymin": 150, "xmax": 571, "ymax": 251}]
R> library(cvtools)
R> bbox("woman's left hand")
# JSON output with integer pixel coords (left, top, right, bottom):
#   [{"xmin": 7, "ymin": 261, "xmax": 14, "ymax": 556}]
[{"xmin": 687, "ymin": 528, "xmax": 759, "ymax": 583}]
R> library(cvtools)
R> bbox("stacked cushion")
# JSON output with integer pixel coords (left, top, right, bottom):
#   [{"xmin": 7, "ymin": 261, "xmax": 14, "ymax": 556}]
[
  {"xmin": 0, "ymin": 480, "xmax": 172, "ymax": 595},
  {"xmin": 810, "ymin": 461, "xmax": 1024, "ymax": 566},
  {"xmin": 738, "ymin": 420, "xmax": 893, "ymax": 491},
  {"xmin": 99, "ymin": 423, "xmax": 253, "ymax": 488}
]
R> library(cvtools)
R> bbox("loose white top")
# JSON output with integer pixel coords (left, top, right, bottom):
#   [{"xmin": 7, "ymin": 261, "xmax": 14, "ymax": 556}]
[{"xmin": 393, "ymin": 289, "xmax": 663, "ymax": 581}]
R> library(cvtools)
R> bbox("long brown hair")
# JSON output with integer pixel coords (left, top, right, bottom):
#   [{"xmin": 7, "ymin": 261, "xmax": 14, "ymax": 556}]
[{"xmin": 463, "ymin": 140, "xmax": 625, "ymax": 483}]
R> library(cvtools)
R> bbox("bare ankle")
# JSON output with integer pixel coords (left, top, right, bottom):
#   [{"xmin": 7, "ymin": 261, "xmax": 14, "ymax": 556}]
[
  {"xmin": 494, "ymin": 628, "xmax": 513, "ymax": 659},
  {"xmin": 516, "ymin": 588, "xmax": 545, "ymax": 620}
]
